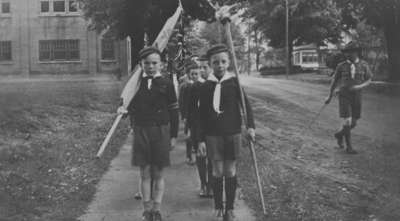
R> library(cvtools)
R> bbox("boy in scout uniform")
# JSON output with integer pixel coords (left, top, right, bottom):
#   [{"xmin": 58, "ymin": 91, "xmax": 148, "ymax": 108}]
[
  {"xmin": 119, "ymin": 46, "xmax": 179, "ymax": 221},
  {"xmin": 198, "ymin": 44, "xmax": 255, "ymax": 221},
  {"xmin": 325, "ymin": 41, "xmax": 372, "ymax": 154},
  {"xmin": 186, "ymin": 59, "xmax": 214, "ymax": 198}
]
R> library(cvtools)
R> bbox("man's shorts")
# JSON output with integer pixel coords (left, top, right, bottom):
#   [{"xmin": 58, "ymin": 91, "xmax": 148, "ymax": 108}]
[
  {"xmin": 132, "ymin": 124, "xmax": 171, "ymax": 168},
  {"xmin": 338, "ymin": 91, "xmax": 361, "ymax": 120},
  {"xmin": 205, "ymin": 133, "xmax": 242, "ymax": 161}
]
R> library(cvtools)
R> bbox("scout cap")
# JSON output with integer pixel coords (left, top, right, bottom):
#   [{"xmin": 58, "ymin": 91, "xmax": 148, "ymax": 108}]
[
  {"xmin": 185, "ymin": 60, "xmax": 199, "ymax": 71},
  {"xmin": 341, "ymin": 41, "xmax": 362, "ymax": 52},
  {"xmin": 206, "ymin": 44, "xmax": 230, "ymax": 59},
  {"xmin": 139, "ymin": 46, "xmax": 161, "ymax": 60}
]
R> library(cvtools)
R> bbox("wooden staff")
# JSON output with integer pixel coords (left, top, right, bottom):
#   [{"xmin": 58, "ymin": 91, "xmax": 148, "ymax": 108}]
[
  {"xmin": 221, "ymin": 17, "xmax": 267, "ymax": 215},
  {"xmin": 96, "ymin": 6, "xmax": 183, "ymax": 158}
]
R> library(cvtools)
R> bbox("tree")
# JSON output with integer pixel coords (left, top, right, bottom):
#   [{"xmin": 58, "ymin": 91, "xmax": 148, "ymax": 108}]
[
  {"xmin": 245, "ymin": 0, "xmax": 342, "ymax": 72},
  {"xmin": 336, "ymin": 0, "xmax": 400, "ymax": 81},
  {"xmin": 79, "ymin": 0, "xmax": 216, "ymax": 69}
]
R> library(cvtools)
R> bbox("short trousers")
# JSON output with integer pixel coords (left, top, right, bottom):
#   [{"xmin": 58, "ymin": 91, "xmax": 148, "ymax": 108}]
[
  {"xmin": 338, "ymin": 91, "xmax": 361, "ymax": 119},
  {"xmin": 131, "ymin": 124, "xmax": 171, "ymax": 168},
  {"xmin": 205, "ymin": 133, "xmax": 242, "ymax": 161}
]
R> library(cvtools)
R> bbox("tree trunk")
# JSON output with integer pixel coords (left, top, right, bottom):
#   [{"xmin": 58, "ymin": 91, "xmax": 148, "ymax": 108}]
[
  {"xmin": 255, "ymin": 31, "xmax": 261, "ymax": 71},
  {"xmin": 384, "ymin": 22, "xmax": 400, "ymax": 82}
]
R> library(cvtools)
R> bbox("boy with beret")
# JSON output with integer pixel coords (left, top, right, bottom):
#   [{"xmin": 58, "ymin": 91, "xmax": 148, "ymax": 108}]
[
  {"xmin": 186, "ymin": 59, "xmax": 214, "ymax": 198},
  {"xmin": 118, "ymin": 46, "xmax": 179, "ymax": 221},
  {"xmin": 325, "ymin": 41, "xmax": 372, "ymax": 154},
  {"xmin": 198, "ymin": 44, "xmax": 256, "ymax": 221}
]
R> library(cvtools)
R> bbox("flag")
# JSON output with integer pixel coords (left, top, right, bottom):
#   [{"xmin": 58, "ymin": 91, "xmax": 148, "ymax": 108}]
[{"xmin": 120, "ymin": 5, "xmax": 183, "ymax": 108}]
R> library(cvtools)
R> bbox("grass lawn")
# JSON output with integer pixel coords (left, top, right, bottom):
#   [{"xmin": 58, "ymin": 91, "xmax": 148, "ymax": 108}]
[{"xmin": 0, "ymin": 79, "xmax": 130, "ymax": 221}]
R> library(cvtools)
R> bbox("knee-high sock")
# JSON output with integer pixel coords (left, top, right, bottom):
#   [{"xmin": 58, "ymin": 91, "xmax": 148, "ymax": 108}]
[
  {"xmin": 196, "ymin": 156, "xmax": 207, "ymax": 187},
  {"xmin": 213, "ymin": 177, "xmax": 224, "ymax": 209},
  {"xmin": 343, "ymin": 125, "xmax": 352, "ymax": 148},
  {"xmin": 225, "ymin": 176, "xmax": 237, "ymax": 210},
  {"xmin": 207, "ymin": 158, "xmax": 214, "ymax": 190}
]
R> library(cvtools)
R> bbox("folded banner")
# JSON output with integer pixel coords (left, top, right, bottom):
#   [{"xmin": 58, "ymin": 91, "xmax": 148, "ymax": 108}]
[
  {"xmin": 120, "ymin": 5, "xmax": 183, "ymax": 108},
  {"xmin": 96, "ymin": 5, "xmax": 183, "ymax": 158}
]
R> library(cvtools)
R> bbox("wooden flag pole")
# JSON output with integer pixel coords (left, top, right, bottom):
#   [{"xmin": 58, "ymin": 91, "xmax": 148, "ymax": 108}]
[{"xmin": 221, "ymin": 16, "xmax": 267, "ymax": 216}]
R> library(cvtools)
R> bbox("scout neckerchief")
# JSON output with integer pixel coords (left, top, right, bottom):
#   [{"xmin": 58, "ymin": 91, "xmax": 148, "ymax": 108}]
[
  {"xmin": 346, "ymin": 58, "xmax": 360, "ymax": 79},
  {"xmin": 208, "ymin": 71, "xmax": 235, "ymax": 114},
  {"xmin": 142, "ymin": 72, "xmax": 162, "ymax": 90}
]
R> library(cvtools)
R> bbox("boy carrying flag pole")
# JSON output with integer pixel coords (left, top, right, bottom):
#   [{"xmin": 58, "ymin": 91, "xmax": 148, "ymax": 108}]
[{"xmin": 118, "ymin": 46, "xmax": 179, "ymax": 221}]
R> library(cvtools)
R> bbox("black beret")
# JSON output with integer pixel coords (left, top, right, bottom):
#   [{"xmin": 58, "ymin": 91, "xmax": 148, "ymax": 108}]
[
  {"xmin": 138, "ymin": 46, "xmax": 161, "ymax": 60},
  {"xmin": 198, "ymin": 54, "xmax": 208, "ymax": 61},
  {"xmin": 341, "ymin": 41, "xmax": 362, "ymax": 52},
  {"xmin": 206, "ymin": 44, "xmax": 229, "ymax": 59},
  {"xmin": 185, "ymin": 61, "xmax": 199, "ymax": 71}
]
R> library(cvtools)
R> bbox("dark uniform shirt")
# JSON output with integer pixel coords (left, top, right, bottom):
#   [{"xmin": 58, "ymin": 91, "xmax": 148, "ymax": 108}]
[
  {"xmin": 128, "ymin": 74, "xmax": 179, "ymax": 137},
  {"xmin": 334, "ymin": 59, "xmax": 373, "ymax": 92},
  {"xmin": 187, "ymin": 80, "xmax": 204, "ymax": 141},
  {"xmin": 199, "ymin": 76, "xmax": 255, "ymax": 139}
]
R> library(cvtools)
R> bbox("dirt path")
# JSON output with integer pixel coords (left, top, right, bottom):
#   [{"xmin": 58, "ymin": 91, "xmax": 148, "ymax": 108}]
[
  {"xmin": 236, "ymin": 76, "xmax": 400, "ymax": 221},
  {"xmin": 79, "ymin": 132, "xmax": 256, "ymax": 221}
]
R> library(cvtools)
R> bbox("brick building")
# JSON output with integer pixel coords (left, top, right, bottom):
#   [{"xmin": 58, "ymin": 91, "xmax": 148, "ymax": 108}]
[{"xmin": 0, "ymin": 0, "xmax": 130, "ymax": 76}]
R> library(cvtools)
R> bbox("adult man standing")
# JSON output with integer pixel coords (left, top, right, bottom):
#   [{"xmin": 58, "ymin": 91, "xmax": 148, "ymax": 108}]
[
  {"xmin": 325, "ymin": 41, "xmax": 373, "ymax": 154},
  {"xmin": 118, "ymin": 46, "xmax": 179, "ymax": 221}
]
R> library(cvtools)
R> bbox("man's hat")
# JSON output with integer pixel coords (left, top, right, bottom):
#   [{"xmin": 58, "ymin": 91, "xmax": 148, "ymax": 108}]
[
  {"xmin": 138, "ymin": 46, "xmax": 161, "ymax": 59},
  {"xmin": 341, "ymin": 41, "xmax": 362, "ymax": 52},
  {"xmin": 206, "ymin": 44, "xmax": 230, "ymax": 59}
]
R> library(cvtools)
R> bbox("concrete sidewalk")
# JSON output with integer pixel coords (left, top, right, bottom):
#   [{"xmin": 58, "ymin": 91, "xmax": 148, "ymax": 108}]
[{"xmin": 79, "ymin": 133, "xmax": 256, "ymax": 221}]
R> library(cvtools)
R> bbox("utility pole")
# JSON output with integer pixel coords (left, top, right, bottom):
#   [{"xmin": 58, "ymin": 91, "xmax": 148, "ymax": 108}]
[
  {"xmin": 285, "ymin": 0, "xmax": 290, "ymax": 79},
  {"xmin": 247, "ymin": 20, "xmax": 251, "ymax": 75}
]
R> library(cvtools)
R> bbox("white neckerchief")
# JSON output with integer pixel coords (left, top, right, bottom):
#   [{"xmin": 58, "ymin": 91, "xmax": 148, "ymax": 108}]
[
  {"xmin": 346, "ymin": 58, "xmax": 359, "ymax": 79},
  {"xmin": 198, "ymin": 77, "xmax": 206, "ymax": 83},
  {"xmin": 208, "ymin": 72, "xmax": 235, "ymax": 114},
  {"xmin": 142, "ymin": 72, "xmax": 162, "ymax": 89}
]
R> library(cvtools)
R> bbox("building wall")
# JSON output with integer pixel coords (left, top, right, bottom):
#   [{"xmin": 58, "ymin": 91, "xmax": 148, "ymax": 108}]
[{"xmin": 0, "ymin": 0, "xmax": 129, "ymax": 76}]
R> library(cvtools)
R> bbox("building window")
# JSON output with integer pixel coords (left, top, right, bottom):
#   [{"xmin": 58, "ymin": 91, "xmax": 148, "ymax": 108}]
[
  {"xmin": 302, "ymin": 51, "xmax": 318, "ymax": 63},
  {"xmin": 0, "ymin": 41, "xmax": 12, "ymax": 61},
  {"xmin": 39, "ymin": 40, "xmax": 80, "ymax": 61},
  {"xmin": 53, "ymin": 0, "xmax": 65, "ymax": 12},
  {"xmin": 69, "ymin": 0, "xmax": 77, "ymax": 12},
  {"xmin": 41, "ymin": 1, "xmax": 50, "ymax": 13},
  {"xmin": 1, "ymin": 2, "xmax": 10, "ymax": 13},
  {"xmin": 102, "ymin": 39, "xmax": 115, "ymax": 60}
]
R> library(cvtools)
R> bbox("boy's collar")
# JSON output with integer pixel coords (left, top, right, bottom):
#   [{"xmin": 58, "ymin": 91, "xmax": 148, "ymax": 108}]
[
  {"xmin": 143, "ymin": 72, "xmax": 162, "ymax": 78},
  {"xmin": 208, "ymin": 71, "xmax": 235, "ymax": 83}
]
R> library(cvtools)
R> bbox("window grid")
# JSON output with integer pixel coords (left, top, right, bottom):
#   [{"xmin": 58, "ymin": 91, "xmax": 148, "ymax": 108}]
[
  {"xmin": 1, "ymin": 2, "xmax": 10, "ymax": 13},
  {"xmin": 40, "ymin": 1, "xmax": 50, "ymax": 13},
  {"xmin": 0, "ymin": 41, "xmax": 12, "ymax": 61},
  {"xmin": 53, "ymin": 0, "xmax": 65, "ymax": 12},
  {"xmin": 40, "ymin": 0, "xmax": 79, "ymax": 14},
  {"xmin": 39, "ymin": 40, "xmax": 80, "ymax": 61},
  {"xmin": 101, "ymin": 39, "xmax": 115, "ymax": 60}
]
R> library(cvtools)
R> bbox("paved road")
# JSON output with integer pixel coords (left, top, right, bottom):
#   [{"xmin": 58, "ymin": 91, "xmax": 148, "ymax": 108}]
[{"xmin": 79, "ymin": 132, "xmax": 255, "ymax": 221}]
